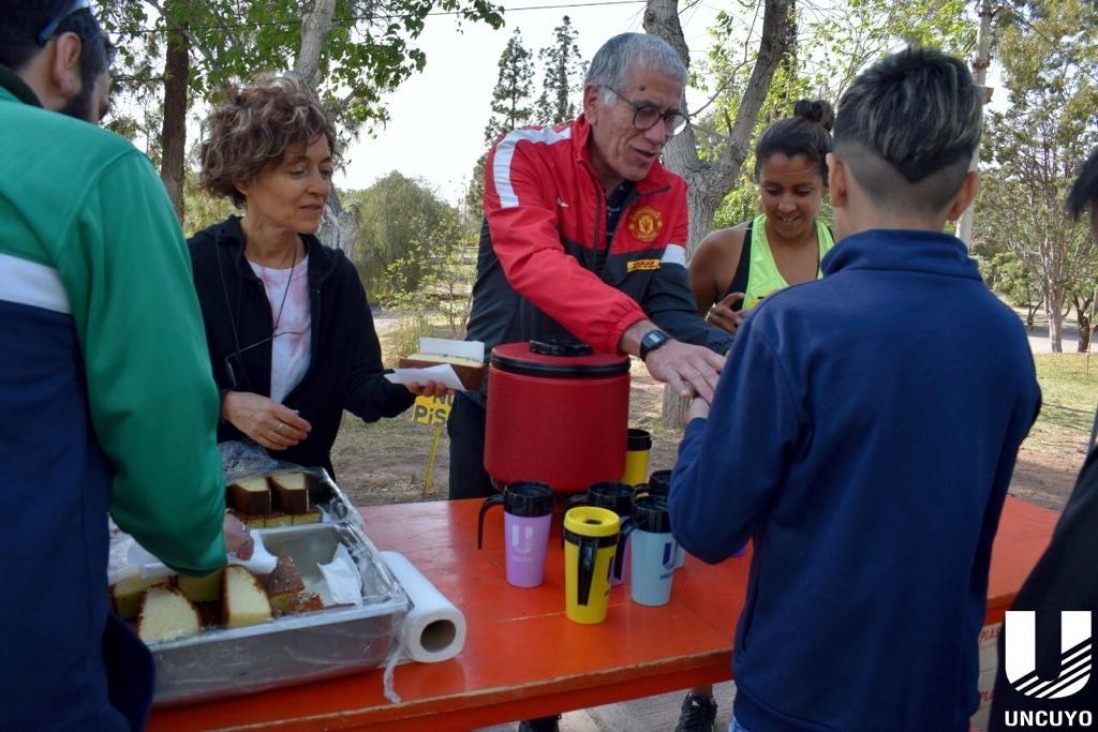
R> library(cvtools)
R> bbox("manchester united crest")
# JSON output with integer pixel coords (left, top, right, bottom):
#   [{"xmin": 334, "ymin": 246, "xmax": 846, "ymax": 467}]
[{"xmin": 626, "ymin": 205, "xmax": 663, "ymax": 242}]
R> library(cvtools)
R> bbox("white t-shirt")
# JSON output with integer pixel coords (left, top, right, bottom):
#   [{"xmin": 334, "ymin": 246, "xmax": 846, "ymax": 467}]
[{"xmin": 249, "ymin": 256, "xmax": 311, "ymax": 403}]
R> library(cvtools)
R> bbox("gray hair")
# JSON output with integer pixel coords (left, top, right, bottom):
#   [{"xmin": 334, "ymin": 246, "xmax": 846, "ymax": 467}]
[
  {"xmin": 585, "ymin": 32, "xmax": 687, "ymax": 102},
  {"xmin": 833, "ymin": 47, "xmax": 982, "ymax": 214}
]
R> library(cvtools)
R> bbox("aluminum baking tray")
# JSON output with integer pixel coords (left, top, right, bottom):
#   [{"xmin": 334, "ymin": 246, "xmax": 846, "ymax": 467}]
[{"xmin": 148, "ymin": 521, "xmax": 409, "ymax": 705}]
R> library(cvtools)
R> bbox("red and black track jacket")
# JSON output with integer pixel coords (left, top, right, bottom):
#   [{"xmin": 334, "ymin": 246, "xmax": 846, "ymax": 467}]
[{"xmin": 466, "ymin": 115, "xmax": 731, "ymax": 359}]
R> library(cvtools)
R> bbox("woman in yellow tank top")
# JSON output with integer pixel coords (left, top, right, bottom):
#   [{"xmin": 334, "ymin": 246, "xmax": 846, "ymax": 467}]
[{"xmin": 689, "ymin": 99, "xmax": 835, "ymax": 336}]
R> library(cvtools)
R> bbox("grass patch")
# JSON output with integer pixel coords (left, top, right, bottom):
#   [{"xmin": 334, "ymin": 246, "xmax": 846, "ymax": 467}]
[{"xmin": 1022, "ymin": 354, "xmax": 1097, "ymax": 460}]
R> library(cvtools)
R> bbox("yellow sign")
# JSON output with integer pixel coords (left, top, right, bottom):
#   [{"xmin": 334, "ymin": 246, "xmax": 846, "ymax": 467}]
[{"xmin": 412, "ymin": 394, "xmax": 453, "ymax": 425}]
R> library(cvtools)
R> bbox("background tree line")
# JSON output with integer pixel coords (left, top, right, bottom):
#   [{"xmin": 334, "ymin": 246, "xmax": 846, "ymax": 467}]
[{"xmin": 94, "ymin": 0, "xmax": 1097, "ymax": 357}]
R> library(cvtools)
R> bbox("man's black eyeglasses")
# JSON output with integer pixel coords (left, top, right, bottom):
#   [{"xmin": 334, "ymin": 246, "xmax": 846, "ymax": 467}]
[
  {"xmin": 604, "ymin": 86, "xmax": 689, "ymax": 137},
  {"xmin": 37, "ymin": 0, "xmax": 93, "ymax": 45}
]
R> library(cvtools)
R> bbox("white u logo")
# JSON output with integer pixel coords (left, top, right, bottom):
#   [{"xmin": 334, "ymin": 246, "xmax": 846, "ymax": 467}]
[
  {"xmin": 509, "ymin": 525, "xmax": 536, "ymax": 556},
  {"xmin": 1004, "ymin": 610, "xmax": 1093, "ymax": 699}
]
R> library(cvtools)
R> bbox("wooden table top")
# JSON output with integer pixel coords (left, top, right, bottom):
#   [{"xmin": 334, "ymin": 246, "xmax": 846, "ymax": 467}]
[{"xmin": 148, "ymin": 496, "xmax": 1057, "ymax": 731}]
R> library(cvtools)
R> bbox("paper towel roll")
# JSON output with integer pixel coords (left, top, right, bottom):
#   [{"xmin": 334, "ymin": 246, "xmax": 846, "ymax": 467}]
[{"xmin": 380, "ymin": 550, "xmax": 467, "ymax": 663}]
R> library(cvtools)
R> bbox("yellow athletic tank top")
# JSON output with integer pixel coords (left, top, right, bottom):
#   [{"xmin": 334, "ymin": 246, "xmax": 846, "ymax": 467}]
[{"xmin": 742, "ymin": 213, "xmax": 835, "ymax": 311}]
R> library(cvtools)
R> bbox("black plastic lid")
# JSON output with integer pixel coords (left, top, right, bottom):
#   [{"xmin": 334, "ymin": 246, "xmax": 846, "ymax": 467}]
[
  {"xmin": 490, "ymin": 340, "xmax": 630, "ymax": 379},
  {"xmin": 633, "ymin": 494, "xmax": 671, "ymax": 532},
  {"xmin": 585, "ymin": 481, "xmax": 635, "ymax": 516},
  {"xmin": 647, "ymin": 469, "xmax": 672, "ymax": 495},
  {"xmin": 504, "ymin": 481, "xmax": 554, "ymax": 517},
  {"xmin": 627, "ymin": 428, "xmax": 652, "ymax": 450}
]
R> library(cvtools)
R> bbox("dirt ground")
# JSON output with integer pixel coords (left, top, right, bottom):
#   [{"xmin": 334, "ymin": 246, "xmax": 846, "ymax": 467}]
[{"xmin": 331, "ymin": 357, "xmax": 1084, "ymax": 514}]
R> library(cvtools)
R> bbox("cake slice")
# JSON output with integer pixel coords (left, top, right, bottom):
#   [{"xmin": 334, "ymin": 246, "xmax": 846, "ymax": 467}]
[
  {"xmin": 227, "ymin": 476, "xmax": 272, "ymax": 515},
  {"xmin": 221, "ymin": 565, "xmax": 273, "ymax": 629},
  {"xmin": 136, "ymin": 586, "xmax": 201, "ymax": 643},
  {"xmin": 261, "ymin": 555, "xmax": 306, "ymax": 615},
  {"xmin": 110, "ymin": 574, "xmax": 169, "ymax": 620},
  {"xmin": 269, "ymin": 472, "xmax": 309, "ymax": 514},
  {"xmin": 263, "ymin": 512, "xmax": 294, "ymax": 528},
  {"xmin": 176, "ymin": 568, "xmax": 223, "ymax": 603},
  {"xmin": 291, "ymin": 508, "xmax": 322, "ymax": 525},
  {"xmin": 283, "ymin": 591, "xmax": 325, "ymax": 615}
]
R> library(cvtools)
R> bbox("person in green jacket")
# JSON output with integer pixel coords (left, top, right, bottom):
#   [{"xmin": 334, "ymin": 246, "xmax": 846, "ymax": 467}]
[{"xmin": 0, "ymin": 2, "xmax": 249, "ymax": 728}]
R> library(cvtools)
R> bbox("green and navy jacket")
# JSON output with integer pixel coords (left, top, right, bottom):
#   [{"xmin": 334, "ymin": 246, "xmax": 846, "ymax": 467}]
[{"xmin": 0, "ymin": 68, "xmax": 225, "ymax": 729}]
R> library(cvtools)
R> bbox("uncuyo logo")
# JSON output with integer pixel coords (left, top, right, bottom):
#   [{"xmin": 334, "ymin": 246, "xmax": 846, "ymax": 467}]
[
  {"xmin": 1004, "ymin": 610, "xmax": 1093, "ymax": 698},
  {"xmin": 509, "ymin": 524, "xmax": 537, "ymax": 557}
]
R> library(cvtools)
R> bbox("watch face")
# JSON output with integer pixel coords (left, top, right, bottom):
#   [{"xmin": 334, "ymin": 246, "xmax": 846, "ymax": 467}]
[
  {"xmin": 641, "ymin": 329, "xmax": 669, "ymax": 359},
  {"xmin": 644, "ymin": 330, "xmax": 668, "ymax": 348}
]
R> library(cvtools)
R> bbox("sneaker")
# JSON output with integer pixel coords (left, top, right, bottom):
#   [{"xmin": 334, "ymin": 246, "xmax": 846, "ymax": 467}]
[
  {"xmin": 517, "ymin": 714, "xmax": 561, "ymax": 732},
  {"xmin": 674, "ymin": 693, "xmax": 717, "ymax": 732}
]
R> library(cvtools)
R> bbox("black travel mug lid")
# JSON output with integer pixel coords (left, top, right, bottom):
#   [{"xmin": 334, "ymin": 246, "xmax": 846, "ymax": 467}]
[
  {"xmin": 504, "ymin": 481, "xmax": 554, "ymax": 517},
  {"xmin": 627, "ymin": 428, "xmax": 652, "ymax": 451},
  {"xmin": 646, "ymin": 469, "xmax": 672, "ymax": 496},
  {"xmin": 633, "ymin": 494, "xmax": 671, "ymax": 533},
  {"xmin": 587, "ymin": 481, "xmax": 635, "ymax": 516}
]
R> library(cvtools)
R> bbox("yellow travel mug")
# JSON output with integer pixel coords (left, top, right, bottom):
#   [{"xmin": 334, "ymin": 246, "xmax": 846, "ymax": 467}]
[
  {"xmin": 563, "ymin": 506, "xmax": 621, "ymax": 625},
  {"xmin": 621, "ymin": 428, "xmax": 652, "ymax": 487}
]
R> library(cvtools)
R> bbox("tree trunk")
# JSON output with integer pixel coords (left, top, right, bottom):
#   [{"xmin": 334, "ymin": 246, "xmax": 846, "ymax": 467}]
[
  {"xmin": 645, "ymin": 0, "xmax": 794, "ymax": 426},
  {"xmin": 159, "ymin": 24, "xmax": 189, "ymax": 222},
  {"xmin": 1046, "ymin": 292, "xmax": 1064, "ymax": 353},
  {"xmin": 295, "ymin": 0, "xmax": 356, "ymax": 256},
  {"xmin": 295, "ymin": 0, "xmax": 336, "ymax": 89},
  {"xmin": 1076, "ymin": 297, "xmax": 1093, "ymax": 353}
]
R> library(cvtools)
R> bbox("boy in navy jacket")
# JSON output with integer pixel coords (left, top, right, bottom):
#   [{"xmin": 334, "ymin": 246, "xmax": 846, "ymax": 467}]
[{"xmin": 670, "ymin": 48, "xmax": 1041, "ymax": 732}]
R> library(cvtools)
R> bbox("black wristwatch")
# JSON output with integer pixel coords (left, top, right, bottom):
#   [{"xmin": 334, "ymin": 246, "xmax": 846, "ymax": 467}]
[{"xmin": 639, "ymin": 329, "xmax": 671, "ymax": 361}]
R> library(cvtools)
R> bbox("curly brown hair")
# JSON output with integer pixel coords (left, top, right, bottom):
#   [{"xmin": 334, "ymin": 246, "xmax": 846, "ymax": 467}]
[{"xmin": 199, "ymin": 73, "xmax": 338, "ymax": 206}]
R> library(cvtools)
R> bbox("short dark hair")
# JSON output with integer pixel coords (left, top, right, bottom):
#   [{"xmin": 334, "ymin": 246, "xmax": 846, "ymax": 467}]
[
  {"xmin": 0, "ymin": 1, "xmax": 110, "ymax": 81},
  {"xmin": 754, "ymin": 98, "xmax": 834, "ymax": 181},
  {"xmin": 1068, "ymin": 147, "xmax": 1098, "ymax": 222},
  {"xmin": 199, "ymin": 73, "xmax": 338, "ymax": 206},
  {"xmin": 833, "ymin": 47, "xmax": 982, "ymax": 215}
]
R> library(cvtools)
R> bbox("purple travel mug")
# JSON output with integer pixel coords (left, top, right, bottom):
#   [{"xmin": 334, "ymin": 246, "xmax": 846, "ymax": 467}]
[{"xmin": 477, "ymin": 481, "xmax": 554, "ymax": 588}]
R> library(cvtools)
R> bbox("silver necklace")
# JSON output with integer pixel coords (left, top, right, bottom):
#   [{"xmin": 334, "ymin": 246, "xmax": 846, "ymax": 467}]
[{"xmin": 270, "ymin": 243, "xmax": 298, "ymax": 335}]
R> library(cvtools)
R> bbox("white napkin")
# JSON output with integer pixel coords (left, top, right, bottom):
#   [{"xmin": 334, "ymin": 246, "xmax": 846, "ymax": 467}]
[{"xmin": 317, "ymin": 544, "xmax": 364, "ymax": 606}]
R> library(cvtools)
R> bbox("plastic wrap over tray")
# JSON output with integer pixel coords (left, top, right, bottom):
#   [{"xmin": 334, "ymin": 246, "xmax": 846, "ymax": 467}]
[{"xmin": 149, "ymin": 522, "xmax": 409, "ymax": 705}]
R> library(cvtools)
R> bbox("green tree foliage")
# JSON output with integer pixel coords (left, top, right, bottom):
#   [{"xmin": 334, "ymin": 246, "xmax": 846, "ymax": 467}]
[
  {"xmin": 464, "ymin": 150, "xmax": 489, "ymax": 226},
  {"xmin": 99, "ymin": 0, "xmax": 503, "ymax": 126},
  {"xmin": 535, "ymin": 16, "xmax": 584, "ymax": 125},
  {"xmin": 347, "ymin": 172, "xmax": 464, "ymax": 302},
  {"xmin": 695, "ymin": 0, "xmax": 974, "ymax": 236},
  {"xmin": 483, "ymin": 27, "xmax": 536, "ymax": 146},
  {"xmin": 95, "ymin": 0, "xmax": 503, "ymax": 217},
  {"xmin": 973, "ymin": 0, "xmax": 1098, "ymax": 352},
  {"xmin": 466, "ymin": 27, "xmax": 537, "ymax": 222}
]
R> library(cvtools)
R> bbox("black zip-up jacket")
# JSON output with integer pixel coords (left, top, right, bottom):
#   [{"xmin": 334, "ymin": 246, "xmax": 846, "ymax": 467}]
[{"xmin": 188, "ymin": 216, "xmax": 414, "ymax": 477}]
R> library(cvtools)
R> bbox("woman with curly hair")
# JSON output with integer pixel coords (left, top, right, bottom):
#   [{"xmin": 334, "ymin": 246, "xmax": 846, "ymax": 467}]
[{"xmin": 188, "ymin": 74, "xmax": 444, "ymax": 477}]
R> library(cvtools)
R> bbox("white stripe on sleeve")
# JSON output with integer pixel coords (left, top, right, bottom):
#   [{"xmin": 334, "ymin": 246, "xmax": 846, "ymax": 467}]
[
  {"xmin": 661, "ymin": 243, "xmax": 686, "ymax": 268},
  {"xmin": 0, "ymin": 252, "xmax": 71, "ymax": 314},
  {"xmin": 493, "ymin": 126, "xmax": 573, "ymax": 209}
]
